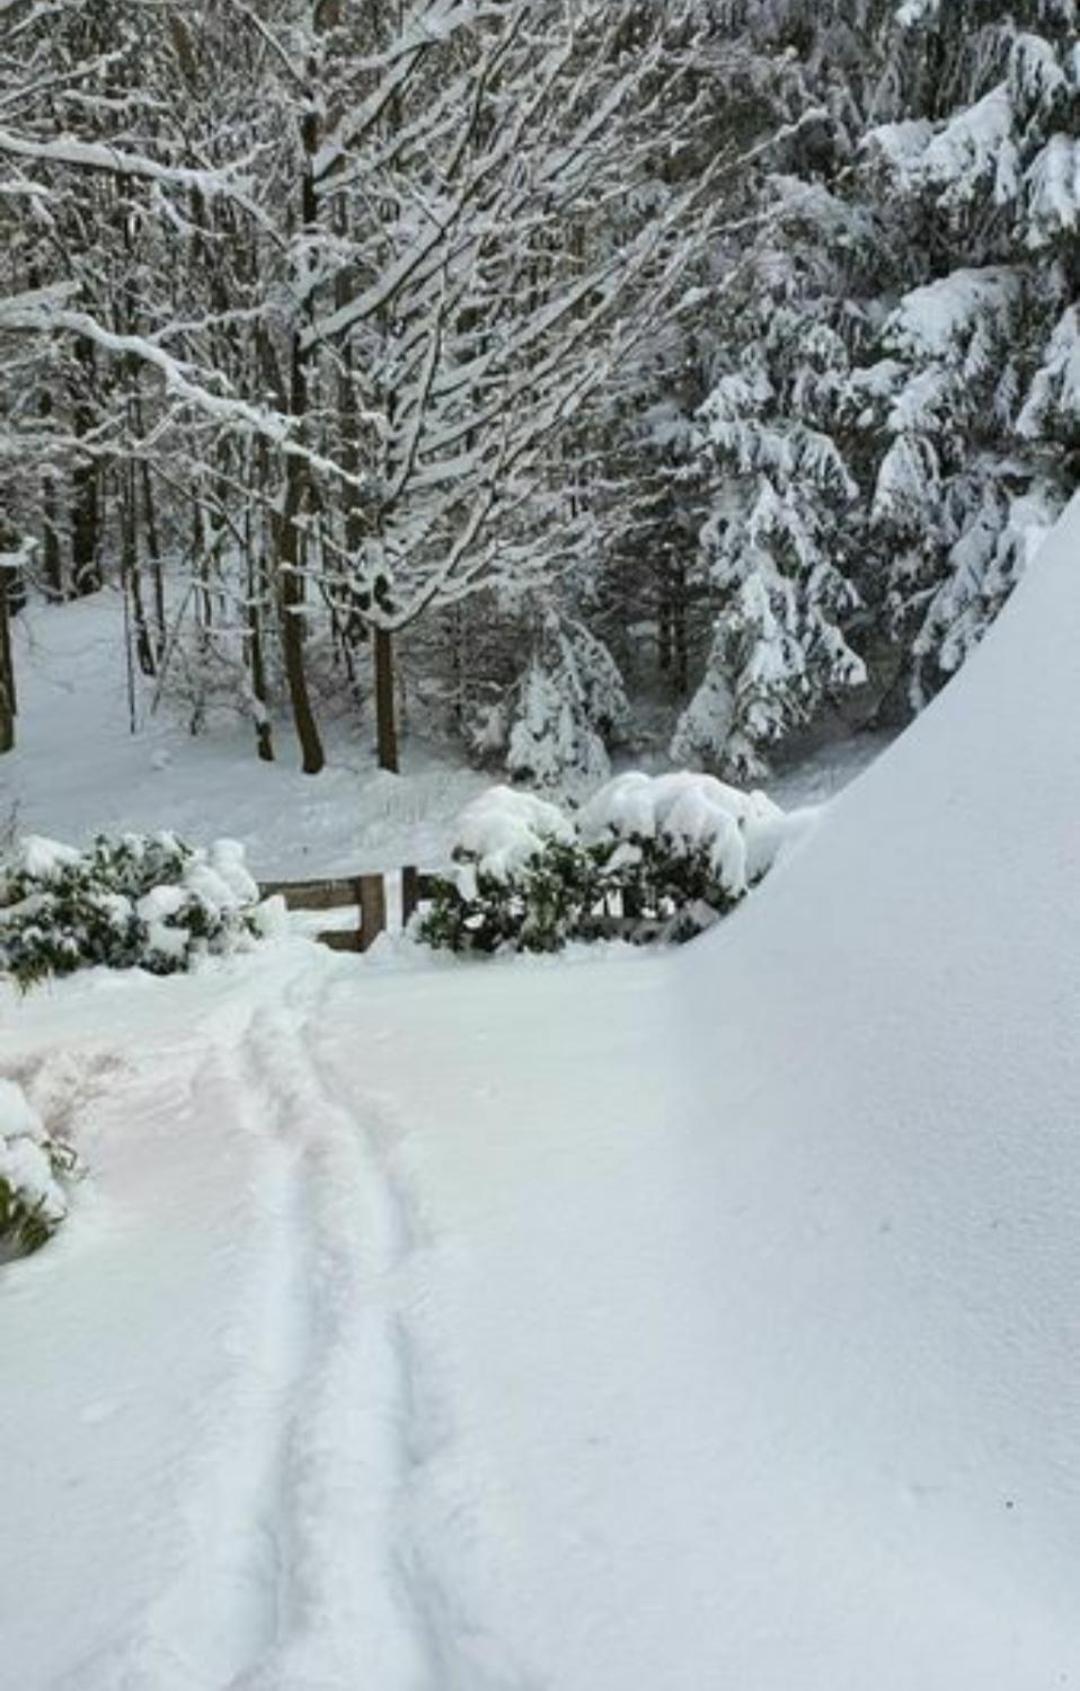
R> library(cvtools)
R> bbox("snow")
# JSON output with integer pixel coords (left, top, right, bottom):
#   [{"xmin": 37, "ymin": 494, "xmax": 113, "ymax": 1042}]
[
  {"xmin": 0, "ymin": 1074, "xmax": 67, "ymax": 1244},
  {"xmin": 15, "ymin": 834, "xmax": 83, "ymax": 879},
  {"xmin": 4, "ymin": 499, "xmax": 1079, "ymax": 1685},
  {"xmin": 0, "ymin": 1072, "xmax": 43, "ymax": 1139},
  {"xmin": 453, "ymin": 784, "xmax": 576, "ymax": 878},
  {"xmin": 0, "ymin": 1130, "xmax": 64, "ymax": 1225},
  {"xmin": 1, "ymin": 589, "xmax": 491, "ymax": 878},
  {"xmin": 578, "ymin": 769, "xmax": 796, "ymax": 891},
  {"xmin": 883, "ymin": 266, "xmax": 1021, "ymax": 364}
]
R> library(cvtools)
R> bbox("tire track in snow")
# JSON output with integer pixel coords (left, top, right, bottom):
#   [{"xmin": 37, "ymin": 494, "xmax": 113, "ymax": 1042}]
[
  {"xmin": 300, "ymin": 976, "xmax": 540, "ymax": 1691},
  {"xmin": 53, "ymin": 952, "xmax": 535, "ymax": 1691},
  {"xmin": 50, "ymin": 1003, "xmax": 319, "ymax": 1691},
  {"xmin": 214, "ymin": 969, "xmax": 434, "ymax": 1691}
]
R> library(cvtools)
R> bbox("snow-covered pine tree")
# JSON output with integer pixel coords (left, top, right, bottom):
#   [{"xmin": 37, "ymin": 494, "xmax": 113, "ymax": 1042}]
[
  {"xmin": 503, "ymin": 610, "xmax": 629, "ymax": 795},
  {"xmin": 671, "ymin": 180, "xmax": 874, "ymax": 778},
  {"xmin": 861, "ymin": 0, "xmax": 1079, "ymax": 703}
]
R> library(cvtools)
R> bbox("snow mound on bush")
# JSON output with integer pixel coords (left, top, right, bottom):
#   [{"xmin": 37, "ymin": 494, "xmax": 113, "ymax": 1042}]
[
  {"xmin": 579, "ymin": 770, "xmax": 808, "ymax": 892},
  {"xmin": 0, "ymin": 1075, "xmax": 44, "ymax": 1140},
  {"xmin": 454, "ymin": 786, "xmax": 576, "ymax": 881},
  {"xmin": 0, "ymin": 831, "xmax": 277, "ymax": 984}
]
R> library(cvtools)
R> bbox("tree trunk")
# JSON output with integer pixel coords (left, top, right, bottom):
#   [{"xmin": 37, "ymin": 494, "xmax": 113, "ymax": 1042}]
[
  {"xmin": 71, "ymin": 343, "xmax": 103, "ymax": 595},
  {"xmin": 278, "ymin": 324, "xmax": 325, "ymax": 775},
  {"xmin": 248, "ymin": 545, "xmax": 275, "ymax": 763},
  {"xmin": 374, "ymin": 626, "xmax": 398, "ymax": 772},
  {"xmin": 42, "ymin": 473, "xmax": 64, "ymax": 601},
  {"xmin": 0, "ymin": 569, "xmax": 15, "ymax": 754},
  {"xmin": 71, "ymin": 451, "xmax": 102, "ymax": 596}
]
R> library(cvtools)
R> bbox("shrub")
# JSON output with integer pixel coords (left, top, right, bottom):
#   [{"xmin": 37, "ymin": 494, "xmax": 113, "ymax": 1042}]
[
  {"xmin": 0, "ymin": 1077, "xmax": 78, "ymax": 1260},
  {"xmin": 0, "ymin": 832, "xmax": 276, "ymax": 988},
  {"xmin": 421, "ymin": 838, "xmax": 607, "ymax": 955},
  {"xmin": 417, "ymin": 772, "xmax": 800, "ymax": 955}
]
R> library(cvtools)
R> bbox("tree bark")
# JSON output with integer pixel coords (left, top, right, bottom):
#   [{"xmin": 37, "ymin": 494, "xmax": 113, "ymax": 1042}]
[
  {"xmin": 0, "ymin": 568, "xmax": 15, "ymax": 754},
  {"xmin": 278, "ymin": 331, "xmax": 325, "ymax": 774},
  {"xmin": 374, "ymin": 626, "xmax": 398, "ymax": 772},
  {"xmin": 71, "ymin": 342, "xmax": 103, "ymax": 595}
]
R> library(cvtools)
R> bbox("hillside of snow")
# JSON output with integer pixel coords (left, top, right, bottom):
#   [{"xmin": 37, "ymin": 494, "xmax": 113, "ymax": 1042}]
[{"xmin": 1, "ymin": 499, "xmax": 1078, "ymax": 1690}]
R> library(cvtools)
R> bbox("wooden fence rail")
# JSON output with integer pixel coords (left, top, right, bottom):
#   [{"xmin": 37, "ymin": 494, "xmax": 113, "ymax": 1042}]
[
  {"xmin": 259, "ymin": 867, "xmax": 443, "ymax": 953},
  {"xmin": 259, "ymin": 868, "xmax": 674, "ymax": 954}
]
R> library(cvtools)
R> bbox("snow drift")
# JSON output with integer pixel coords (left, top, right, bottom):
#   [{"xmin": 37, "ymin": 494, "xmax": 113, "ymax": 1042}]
[{"xmin": 667, "ymin": 492, "xmax": 1080, "ymax": 1679}]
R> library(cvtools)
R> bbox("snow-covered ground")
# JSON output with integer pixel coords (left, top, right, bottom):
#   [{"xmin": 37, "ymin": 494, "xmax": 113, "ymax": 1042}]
[
  {"xmin": 0, "ymin": 588, "xmax": 885, "ymax": 878},
  {"xmin": 3, "ymin": 501, "xmax": 1080, "ymax": 1688},
  {"xmin": 1, "ymin": 591, "xmax": 491, "ymax": 878}
]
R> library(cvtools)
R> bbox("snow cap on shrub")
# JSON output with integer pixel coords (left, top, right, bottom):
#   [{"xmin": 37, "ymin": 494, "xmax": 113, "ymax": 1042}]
[
  {"xmin": 0, "ymin": 831, "xmax": 272, "ymax": 985},
  {"xmin": 0, "ymin": 1076, "xmax": 45, "ymax": 1141},
  {"xmin": 12, "ymin": 836, "xmax": 83, "ymax": 880},
  {"xmin": 455, "ymin": 786, "xmax": 576, "ymax": 881},
  {"xmin": 579, "ymin": 771, "xmax": 786, "ymax": 895}
]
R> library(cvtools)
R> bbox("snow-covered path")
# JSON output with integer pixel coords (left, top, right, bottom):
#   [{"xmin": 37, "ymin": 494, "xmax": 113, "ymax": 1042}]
[
  {"xmin": 0, "ymin": 944, "xmax": 526, "ymax": 1691},
  {"xmin": 8, "ymin": 917, "xmax": 1078, "ymax": 1691},
  {"xmin": 1, "ymin": 939, "xmax": 725, "ymax": 1691}
]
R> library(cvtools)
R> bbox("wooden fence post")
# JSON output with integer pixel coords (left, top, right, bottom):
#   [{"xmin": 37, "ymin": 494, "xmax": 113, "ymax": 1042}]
[
  {"xmin": 401, "ymin": 864, "xmax": 419, "ymax": 928},
  {"xmin": 358, "ymin": 873, "xmax": 387, "ymax": 952}
]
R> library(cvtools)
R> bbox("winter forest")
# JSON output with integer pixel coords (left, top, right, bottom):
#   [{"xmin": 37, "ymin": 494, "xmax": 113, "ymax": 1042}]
[
  {"xmin": 2, "ymin": 0, "xmax": 1076, "ymax": 790},
  {"xmin": 4, "ymin": 7, "xmax": 1080, "ymax": 1690}
]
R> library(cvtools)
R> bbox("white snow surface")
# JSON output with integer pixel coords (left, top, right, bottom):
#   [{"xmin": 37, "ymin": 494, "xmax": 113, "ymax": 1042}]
[
  {"xmin": 0, "ymin": 589, "xmax": 492, "ymax": 879},
  {"xmin": 2, "ymin": 500, "xmax": 1080, "ymax": 1687}
]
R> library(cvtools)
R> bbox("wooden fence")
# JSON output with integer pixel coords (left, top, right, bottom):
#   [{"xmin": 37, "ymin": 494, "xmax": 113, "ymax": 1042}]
[
  {"xmin": 259, "ymin": 867, "xmax": 669, "ymax": 953},
  {"xmin": 258, "ymin": 866, "xmax": 442, "ymax": 953}
]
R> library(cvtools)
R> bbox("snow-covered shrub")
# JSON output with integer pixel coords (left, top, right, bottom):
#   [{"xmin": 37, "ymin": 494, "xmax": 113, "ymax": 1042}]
[
  {"xmin": 579, "ymin": 772, "xmax": 789, "ymax": 941},
  {"xmin": 0, "ymin": 1076, "xmax": 78, "ymax": 1260},
  {"xmin": 418, "ymin": 787, "xmax": 601, "ymax": 954},
  {"xmin": 417, "ymin": 773, "xmax": 796, "ymax": 954},
  {"xmin": 0, "ymin": 832, "xmax": 275, "ymax": 987}
]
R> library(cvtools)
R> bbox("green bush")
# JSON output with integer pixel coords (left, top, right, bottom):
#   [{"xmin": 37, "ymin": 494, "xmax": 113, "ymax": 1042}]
[
  {"xmin": 419, "ymin": 839, "xmax": 608, "ymax": 955},
  {"xmin": 416, "ymin": 773, "xmax": 788, "ymax": 957},
  {"xmin": 0, "ymin": 1134, "xmax": 77, "ymax": 1258},
  {"xmin": 0, "ymin": 832, "xmax": 271, "ymax": 988}
]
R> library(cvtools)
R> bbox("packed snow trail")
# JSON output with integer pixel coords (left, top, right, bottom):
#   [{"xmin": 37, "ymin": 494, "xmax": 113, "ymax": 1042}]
[{"xmin": 0, "ymin": 946, "xmax": 486, "ymax": 1691}]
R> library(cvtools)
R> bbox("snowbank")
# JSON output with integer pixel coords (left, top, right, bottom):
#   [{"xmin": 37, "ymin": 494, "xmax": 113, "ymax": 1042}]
[{"xmin": 663, "ymin": 492, "xmax": 1080, "ymax": 1682}]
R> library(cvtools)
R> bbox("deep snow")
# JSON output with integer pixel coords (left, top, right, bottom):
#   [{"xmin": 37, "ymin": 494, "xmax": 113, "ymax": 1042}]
[{"xmin": 1, "ymin": 500, "xmax": 1079, "ymax": 1688}]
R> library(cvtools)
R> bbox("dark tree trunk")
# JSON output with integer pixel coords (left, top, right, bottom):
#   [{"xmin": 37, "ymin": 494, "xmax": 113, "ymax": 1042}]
[
  {"xmin": 248, "ymin": 547, "xmax": 275, "ymax": 763},
  {"xmin": 0, "ymin": 569, "xmax": 15, "ymax": 754},
  {"xmin": 374, "ymin": 626, "xmax": 398, "ymax": 772},
  {"xmin": 42, "ymin": 474, "xmax": 64, "ymax": 601},
  {"xmin": 278, "ymin": 312, "xmax": 325, "ymax": 775},
  {"xmin": 71, "ymin": 343, "xmax": 103, "ymax": 595}
]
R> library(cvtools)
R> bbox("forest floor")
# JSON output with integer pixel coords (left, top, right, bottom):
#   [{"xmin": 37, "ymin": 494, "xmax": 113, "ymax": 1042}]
[
  {"xmin": 1, "ymin": 587, "xmax": 891, "ymax": 878},
  {"xmin": 4, "ymin": 504, "xmax": 1080, "ymax": 1691}
]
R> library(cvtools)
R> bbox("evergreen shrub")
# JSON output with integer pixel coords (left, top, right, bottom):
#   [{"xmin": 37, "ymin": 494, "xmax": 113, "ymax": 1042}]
[
  {"xmin": 417, "ymin": 773, "xmax": 791, "ymax": 955},
  {"xmin": 0, "ymin": 832, "xmax": 272, "ymax": 988}
]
